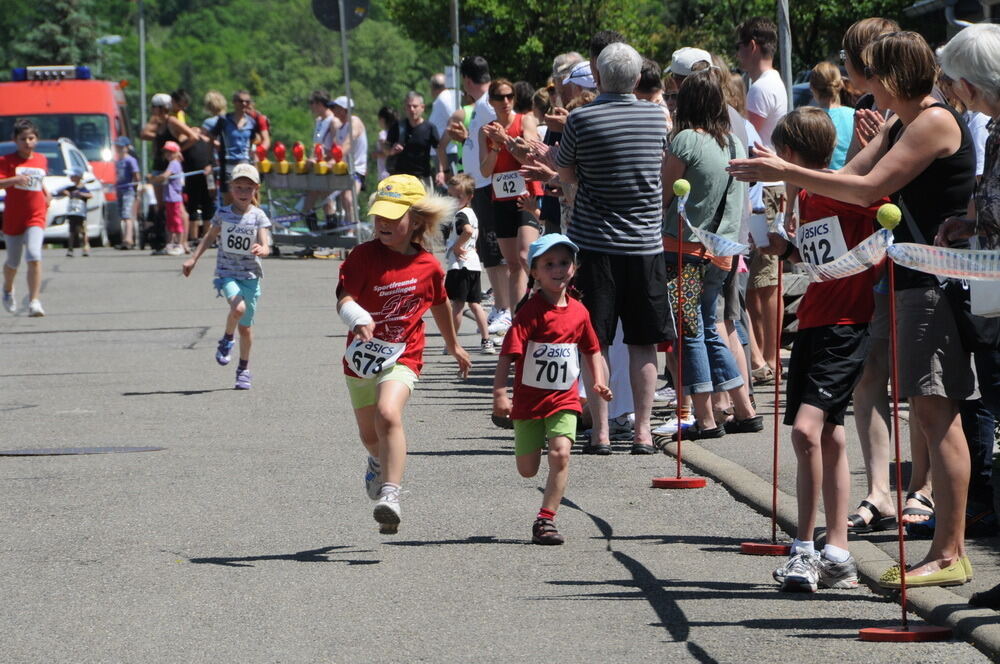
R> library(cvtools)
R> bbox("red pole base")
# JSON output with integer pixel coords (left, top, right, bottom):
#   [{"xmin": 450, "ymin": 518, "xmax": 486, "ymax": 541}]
[
  {"xmin": 651, "ymin": 476, "xmax": 706, "ymax": 489},
  {"xmin": 740, "ymin": 541, "xmax": 791, "ymax": 556},
  {"xmin": 858, "ymin": 625, "xmax": 952, "ymax": 642}
]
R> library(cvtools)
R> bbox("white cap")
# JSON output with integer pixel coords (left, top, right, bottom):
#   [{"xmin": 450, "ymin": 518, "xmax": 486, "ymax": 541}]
[
  {"xmin": 331, "ymin": 96, "xmax": 354, "ymax": 110},
  {"xmin": 669, "ymin": 47, "xmax": 713, "ymax": 77},
  {"xmin": 563, "ymin": 61, "xmax": 597, "ymax": 90},
  {"xmin": 151, "ymin": 93, "xmax": 172, "ymax": 108},
  {"xmin": 230, "ymin": 163, "xmax": 260, "ymax": 185}
]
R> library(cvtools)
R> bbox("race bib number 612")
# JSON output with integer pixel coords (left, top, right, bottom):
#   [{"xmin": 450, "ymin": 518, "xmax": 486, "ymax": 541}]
[{"xmin": 797, "ymin": 216, "xmax": 848, "ymax": 266}]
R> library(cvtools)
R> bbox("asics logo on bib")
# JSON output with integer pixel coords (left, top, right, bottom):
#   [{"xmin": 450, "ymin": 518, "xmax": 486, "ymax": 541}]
[
  {"xmin": 532, "ymin": 344, "xmax": 573, "ymax": 359},
  {"xmin": 358, "ymin": 340, "xmax": 398, "ymax": 356},
  {"xmin": 799, "ymin": 224, "xmax": 831, "ymax": 241}
]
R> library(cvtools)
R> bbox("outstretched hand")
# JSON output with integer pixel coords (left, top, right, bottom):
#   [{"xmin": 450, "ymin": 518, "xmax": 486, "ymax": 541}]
[{"xmin": 727, "ymin": 143, "xmax": 787, "ymax": 183}]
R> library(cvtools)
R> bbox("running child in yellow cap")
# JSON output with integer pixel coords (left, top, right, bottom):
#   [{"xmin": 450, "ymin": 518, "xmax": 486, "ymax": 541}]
[
  {"xmin": 492, "ymin": 234, "xmax": 612, "ymax": 544},
  {"xmin": 337, "ymin": 174, "xmax": 472, "ymax": 533}
]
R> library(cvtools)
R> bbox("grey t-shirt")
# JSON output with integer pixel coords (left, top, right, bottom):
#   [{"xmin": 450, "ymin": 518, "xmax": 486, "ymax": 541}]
[{"xmin": 211, "ymin": 204, "xmax": 271, "ymax": 279}]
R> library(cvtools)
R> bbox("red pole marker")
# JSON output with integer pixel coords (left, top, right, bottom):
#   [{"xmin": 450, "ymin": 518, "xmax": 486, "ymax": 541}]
[
  {"xmin": 653, "ymin": 179, "xmax": 706, "ymax": 490},
  {"xmin": 741, "ymin": 256, "xmax": 789, "ymax": 556},
  {"xmin": 859, "ymin": 204, "xmax": 950, "ymax": 643}
]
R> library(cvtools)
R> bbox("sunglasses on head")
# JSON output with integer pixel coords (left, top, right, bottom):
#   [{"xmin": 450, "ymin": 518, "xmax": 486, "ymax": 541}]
[{"xmin": 491, "ymin": 93, "xmax": 515, "ymax": 101}]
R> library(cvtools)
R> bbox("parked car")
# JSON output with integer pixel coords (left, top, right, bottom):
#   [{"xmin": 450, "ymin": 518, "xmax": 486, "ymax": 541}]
[{"xmin": 0, "ymin": 138, "xmax": 109, "ymax": 246}]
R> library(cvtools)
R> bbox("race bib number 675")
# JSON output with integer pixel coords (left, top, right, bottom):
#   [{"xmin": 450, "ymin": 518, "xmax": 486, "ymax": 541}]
[
  {"xmin": 345, "ymin": 337, "xmax": 406, "ymax": 379},
  {"xmin": 521, "ymin": 341, "xmax": 580, "ymax": 391}
]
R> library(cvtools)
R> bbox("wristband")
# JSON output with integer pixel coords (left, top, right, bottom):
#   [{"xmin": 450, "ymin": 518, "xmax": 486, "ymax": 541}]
[
  {"xmin": 778, "ymin": 242, "xmax": 796, "ymax": 261},
  {"xmin": 339, "ymin": 300, "xmax": 373, "ymax": 330}
]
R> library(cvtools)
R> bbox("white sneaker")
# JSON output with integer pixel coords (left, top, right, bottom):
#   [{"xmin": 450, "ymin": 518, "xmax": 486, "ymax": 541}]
[
  {"xmin": 487, "ymin": 310, "xmax": 511, "ymax": 335},
  {"xmin": 652, "ymin": 415, "xmax": 694, "ymax": 437},
  {"xmin": 608, "ymin": 413, "xmax": 635, "ymax": 435},
  {"xmin": 2, "ymin": 289, "xmax": 15, "ymax": 313},
  {"xmin": 27, "ymin": 299, "xmax": 45, "ymax": 317},
  {"xmin": 373, "ymin": 486, "xmax": 401, "ymax": 534},
  {"xmin": 364, "ymin": 457, "xmax": 381, "ymax": 501},
  {"xmin": 166, "ymin": 245, "xmax": 184, "ymax": 256},
  {"xmin": 486, "ymin": 306, "xmax": 502, "ymax": 325},
  {"xmin": 480, "ymin": 338, "xmax": 496, "ymax": 354},
  {"xmin": 653, "ymin": 385, "xmax": 677, "ymax": 403}
]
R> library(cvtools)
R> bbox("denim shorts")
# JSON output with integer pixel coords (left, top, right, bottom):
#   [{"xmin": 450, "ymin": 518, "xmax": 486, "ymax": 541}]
[{"xmin": 214, "ymin": 277, "xmax": 261, "ymax": 327}]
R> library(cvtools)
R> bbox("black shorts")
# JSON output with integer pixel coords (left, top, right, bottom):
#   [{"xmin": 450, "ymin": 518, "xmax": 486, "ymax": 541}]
[
  {"xmin": 575, "ymin": 249, "xmax": 675, "ymax": 346},
  {"xmin": 472, "ymin": 186, "xmax": 503, "ymax": 268},
  {"xmin": 784, "ymin": 323, "xmax": 871, "ymax": 426},
  {"xmin": 184, "ymin": 174, "xmax": 216, "ymax": 221},
  {"xmin": 445, "ymin": 268, "xmax": 483, "ymax": 304},
  {"xmin": 493, "ymin": 198, "xmax": 541, "ymax": 239}
]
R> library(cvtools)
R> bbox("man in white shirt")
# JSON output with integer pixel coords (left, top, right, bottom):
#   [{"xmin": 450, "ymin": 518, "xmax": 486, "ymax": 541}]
[
  {"xmin": 428, "ymin": 73, "xmax": 458, "ymax": 178},
  {"xmin": 305, "ymin": 90, "xmax": 342, "ymax": 227},
  {"xmin": 329, "ymin": 96, "xmax": 367, "ymax": 224},
  {"xmin": 736, "ymin": 16, "xmax": 787, "ymax": 386}
]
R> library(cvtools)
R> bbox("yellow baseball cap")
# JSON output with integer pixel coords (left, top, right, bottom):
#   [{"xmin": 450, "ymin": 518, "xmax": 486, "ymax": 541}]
[{"xmin": 368, "ymin": 174, "xmax": 426, "ymax": 220}]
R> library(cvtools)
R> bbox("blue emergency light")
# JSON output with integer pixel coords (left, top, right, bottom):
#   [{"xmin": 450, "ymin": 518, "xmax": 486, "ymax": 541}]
[{"xmin": 11, "ymin": 66, "xmax": 92, "ymax": 81}]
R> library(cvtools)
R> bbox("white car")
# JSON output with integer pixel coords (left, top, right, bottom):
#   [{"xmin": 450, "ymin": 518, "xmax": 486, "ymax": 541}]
[{"xmin": 0, "ymin": 138, "xmax": 109, "ymax": 245}]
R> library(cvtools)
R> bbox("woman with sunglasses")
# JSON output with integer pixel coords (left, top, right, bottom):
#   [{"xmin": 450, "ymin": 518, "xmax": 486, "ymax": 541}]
[
  {"xmin": 203, "ymin": 90, "xmax": 259, "ymax": 204},
  {"xmin": 729, "ymin": 30, "xmax": 977, "ymax": 589},
  {"xmin": 480, "ymin": 78, "xmax": 544, "ymax": 312}
]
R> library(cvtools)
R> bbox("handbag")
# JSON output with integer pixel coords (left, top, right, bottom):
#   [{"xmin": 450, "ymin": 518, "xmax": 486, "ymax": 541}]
[{"xmin": 665, "ymin": 261, "xmax": 704, "ymax": 338}]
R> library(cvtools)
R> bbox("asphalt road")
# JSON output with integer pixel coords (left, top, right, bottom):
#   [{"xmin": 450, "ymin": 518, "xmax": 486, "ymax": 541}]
[{"xmin": 0, "ymin": 247, "xmax": 987, "ymax": 663}]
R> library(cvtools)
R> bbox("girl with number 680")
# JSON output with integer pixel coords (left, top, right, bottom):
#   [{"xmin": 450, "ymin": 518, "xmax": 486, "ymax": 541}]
[{"xmin": 182, "ymin": 163, "xmax": 271, "ymax": 391}]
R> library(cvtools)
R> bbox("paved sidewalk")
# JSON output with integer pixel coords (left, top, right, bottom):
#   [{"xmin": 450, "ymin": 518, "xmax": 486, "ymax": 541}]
[{"xmin": 0, "ymin": 248, "xmax": 990, "ymax": 662}]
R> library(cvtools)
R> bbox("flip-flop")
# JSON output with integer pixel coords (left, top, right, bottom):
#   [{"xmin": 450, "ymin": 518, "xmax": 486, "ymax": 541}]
[
  {"xmin": 847, "ymin": 500, "xmax": 897, "ymax": 533},
  {"xmin": 901, "ymin": 491, "xmax": 934, "ymax": 523}
]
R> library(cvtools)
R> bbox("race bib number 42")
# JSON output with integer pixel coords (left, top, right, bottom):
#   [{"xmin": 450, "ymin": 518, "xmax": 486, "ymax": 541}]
[
  {"xmin": 221, "ymin": 222, "xmax": 256, "ymax": 256},
  {"xmin": 797, "ymin": 216, "xmax": 848, "ymax": 266},
  {"xmin": 521, "ymin": 341, "xmax": 580, "ymax": 391},
  {"xmin": 492, "ymin": 171, "xmax": 526, "ymax": 201},
  {"xmin": 15, "ymin": 166, "xmax": 45, "ymax": 192},
  {"xmin": 345, "ymin": 337, "xmax": 406, "ymax": 378}
]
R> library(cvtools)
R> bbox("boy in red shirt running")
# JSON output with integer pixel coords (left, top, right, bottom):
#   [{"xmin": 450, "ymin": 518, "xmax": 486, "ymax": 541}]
[
  {"xmin": 492, "ymin": 234, "xmax": 612, "ymax": 544},
  {"xmin": 760, "ymin": 107, "xmax": 882, "ymax": 592},
  {"xmin": 0, "ymin": 119, "xmax": 50, "ymax": 316}
]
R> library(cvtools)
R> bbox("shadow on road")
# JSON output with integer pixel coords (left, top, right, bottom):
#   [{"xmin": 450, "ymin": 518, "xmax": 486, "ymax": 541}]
[
  {"xmin": 185, "ymin": 545, "xmax": 380, "ymax": 568},
  {"xmin": 123, "ymin": 388, "xmax": 233, "ymax": 396}
]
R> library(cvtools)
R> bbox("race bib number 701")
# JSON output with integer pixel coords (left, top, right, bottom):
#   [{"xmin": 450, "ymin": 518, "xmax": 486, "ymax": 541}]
[
  {"xmin": 345, "ymin": 337, "xmax": 406, "ymax": 378},
  {"xmin": 521, "ymin": 341, "xmax": 580, "ymax": 391}
]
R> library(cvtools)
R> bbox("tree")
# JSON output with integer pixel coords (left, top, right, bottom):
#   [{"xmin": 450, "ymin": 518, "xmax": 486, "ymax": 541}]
[
  {"xmin": 11, "ymin": 0, "xmax": 102, "ymax": 67},
  {"xmin": 385, "ymin": 0, "xmax": 658, "ymax": 85}
]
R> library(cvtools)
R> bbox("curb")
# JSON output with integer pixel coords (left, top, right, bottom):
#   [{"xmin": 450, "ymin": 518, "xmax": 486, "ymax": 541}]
[{"xmin": 658, "ymin": 439, "xmax": 1000, "ymax": 659}]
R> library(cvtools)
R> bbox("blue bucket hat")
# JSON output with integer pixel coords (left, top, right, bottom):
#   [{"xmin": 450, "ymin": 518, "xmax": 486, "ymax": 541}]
[
  {"xmin": 527, "ymin": 233, "xmax": 579, "ymax": 268},
  {"xmin": 115, "ymin": 136, "xmax": 132, "ymax": 147}
]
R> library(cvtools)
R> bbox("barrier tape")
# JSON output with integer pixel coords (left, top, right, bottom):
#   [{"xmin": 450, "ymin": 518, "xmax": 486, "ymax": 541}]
[
  {"xmin": 676, "ymin": 195, "xmax": 750, "ymax": 257},
  {"xmin": 800, "ymin": 228, "xmax": 893, "ymax": 283},
  {"xmin": 886, "ymin": 242, "xmax": 1000, "ymax": 281}
]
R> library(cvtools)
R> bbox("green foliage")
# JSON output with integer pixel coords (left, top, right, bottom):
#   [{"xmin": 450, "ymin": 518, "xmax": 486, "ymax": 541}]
[{"xmin": 10, "ymin": 0, "xmax": 102, "ymax": 67}]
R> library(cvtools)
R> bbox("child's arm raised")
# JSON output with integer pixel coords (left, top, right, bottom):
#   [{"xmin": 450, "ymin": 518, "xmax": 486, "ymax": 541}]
[
  {"xmin": 492, "ymin": 354, "xmax": 514, "ymax": 418},
  {"xmin": 182, "ymin": 223, "xmax": 220, "ymax": 277},
  {"xmin": 582, "ymin": 351, "xmax": 613, "ymax": 402},
  {"xmin": 430, "ymin": 300, "xmax": 471, "ymax": 378}
]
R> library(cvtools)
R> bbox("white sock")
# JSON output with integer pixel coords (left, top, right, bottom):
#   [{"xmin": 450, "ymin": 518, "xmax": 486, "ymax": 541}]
[
  {"xmin": 378, "ymin": 482, "xmax": 400, "ymax": 497},
  {"xmin": 823, "ymin": 544, "xmax": 850, "ymax": 563},
  {"xmin": 791, "ymin": 539, "xmax": 815, "ymax": 555}
]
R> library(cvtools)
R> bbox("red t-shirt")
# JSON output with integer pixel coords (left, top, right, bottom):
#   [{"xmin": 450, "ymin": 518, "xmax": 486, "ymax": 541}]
[
  {"xmin": 795, "ymin": 192, "xmax": 882, "ymax": 329},
  {"xmin": 0, "ymin": 152, "xmax": 48, "ymax": 235},
  {"xmin": 501, "ymin": 292, "xmax": 601, "ymax": 420},
  {"xmin": 337, "ymin": 240, "xmax": 447, "ymax": 377}
]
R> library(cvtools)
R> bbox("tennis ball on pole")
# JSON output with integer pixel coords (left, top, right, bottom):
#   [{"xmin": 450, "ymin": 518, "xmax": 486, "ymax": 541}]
[
  {"xmin": 877, "ymin": 203, "xmax": 902, "ymax": 230},
  {"xmin": 673, "ymin": 179, "xmax": 691, "ymax": 197}
]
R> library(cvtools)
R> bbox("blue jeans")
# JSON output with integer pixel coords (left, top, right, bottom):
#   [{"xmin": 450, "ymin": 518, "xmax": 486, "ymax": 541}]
[{"xmin": 668, "ymin": 259, "xmax": 744, "ymax": 395}]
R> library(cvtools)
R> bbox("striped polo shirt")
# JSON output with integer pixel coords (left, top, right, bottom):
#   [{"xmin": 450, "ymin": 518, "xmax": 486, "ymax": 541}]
[{"xmin": 556, "ymin": 93, "xmax": 668, "ymax": 255}]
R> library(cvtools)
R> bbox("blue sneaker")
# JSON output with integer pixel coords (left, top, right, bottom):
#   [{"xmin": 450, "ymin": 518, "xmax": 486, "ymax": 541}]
[
  {"xmin": 364, "ymin": 456, "xmax": 382, "ymax": 500},
  {"xmin": 216, "ymin": 337, "xmax": 234, "ymax": 365},
  {"xmin": 234, "ymin": 368, "xmax": 252, "ymax": 390}
]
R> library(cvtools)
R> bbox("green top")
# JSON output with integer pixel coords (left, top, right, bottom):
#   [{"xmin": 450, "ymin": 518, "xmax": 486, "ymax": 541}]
[{"xmin": 664, "ymin": 129, "xmax": 747, "ymax": 243}]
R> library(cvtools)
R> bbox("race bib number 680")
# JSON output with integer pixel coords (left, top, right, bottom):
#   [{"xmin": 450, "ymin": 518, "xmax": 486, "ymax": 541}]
[
  {"xmin": 521, "ymin": 341, "xmax": 580, "ymax": 391},
  {"xmin": 221, "ymin": 222, "xmax": 256, "ymax": 256}
]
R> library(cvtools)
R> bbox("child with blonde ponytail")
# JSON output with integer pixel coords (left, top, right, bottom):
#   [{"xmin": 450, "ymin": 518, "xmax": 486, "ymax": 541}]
[{"xmin": 338, "ymin": 175, "xmax": 471, "ymax": 533}]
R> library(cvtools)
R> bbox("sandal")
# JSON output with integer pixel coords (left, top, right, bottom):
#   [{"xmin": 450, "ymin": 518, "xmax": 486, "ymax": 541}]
[
  {"xmin": 752, "ymin": 364, "xmax": 775, "ymax": 386},
  {"xmin": 532, "ymin": 517, "xmax": 565, "ymax": 545},
  {"xmin": 847, "ymin": 500, "xmax": 896, "ymax": 533},
  {"xmin": 901, "ymin": 491, "xmax": 934, "ymax": 524}
]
